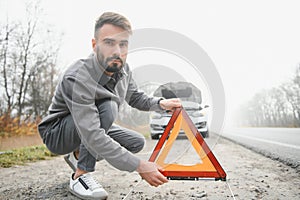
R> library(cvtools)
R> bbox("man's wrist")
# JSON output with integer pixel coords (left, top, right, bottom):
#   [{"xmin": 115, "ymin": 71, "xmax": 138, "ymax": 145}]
[{"xmin": 158, "ymin": 97, "xmax": 165, "ymax": 110}]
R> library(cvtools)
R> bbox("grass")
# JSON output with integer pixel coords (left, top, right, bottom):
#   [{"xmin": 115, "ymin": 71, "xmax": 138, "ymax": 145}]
[{"xmin": 0, "ymin": 145, "xmax": 57, "ymax": 168}]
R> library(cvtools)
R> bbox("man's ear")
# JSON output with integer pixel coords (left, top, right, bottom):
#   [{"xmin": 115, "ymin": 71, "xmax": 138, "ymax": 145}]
[{"xmin": 92, "ymin": 38, "xmax": 97, "ymax": 52}]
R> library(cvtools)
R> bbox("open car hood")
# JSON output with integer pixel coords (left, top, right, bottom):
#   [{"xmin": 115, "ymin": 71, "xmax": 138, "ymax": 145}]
[{"xmin": 153, "ymin": 81, "xmax": 202, "ymax": 104}]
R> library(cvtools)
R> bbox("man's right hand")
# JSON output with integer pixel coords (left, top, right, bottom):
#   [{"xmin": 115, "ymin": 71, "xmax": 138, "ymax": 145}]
[{"xmin": 136, "ymin": 160, "xmax": 168, "ymax": 187}]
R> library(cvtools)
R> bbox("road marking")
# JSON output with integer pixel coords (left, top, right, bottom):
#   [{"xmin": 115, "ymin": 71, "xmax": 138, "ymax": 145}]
[{"xmin": 225, "ymin": 134, "xmax": 300, "ymax": 150}]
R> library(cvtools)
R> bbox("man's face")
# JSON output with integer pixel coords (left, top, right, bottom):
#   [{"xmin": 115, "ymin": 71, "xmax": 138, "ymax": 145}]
[{"xmin": 93, "ymin": 24, "xmax": 130, "ymax": 73}]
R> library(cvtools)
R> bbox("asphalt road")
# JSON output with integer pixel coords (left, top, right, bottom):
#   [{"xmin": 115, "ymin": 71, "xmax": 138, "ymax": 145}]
[{"xmin": 221, "ymin": 128, "xmax": 300, "ymax": 170}]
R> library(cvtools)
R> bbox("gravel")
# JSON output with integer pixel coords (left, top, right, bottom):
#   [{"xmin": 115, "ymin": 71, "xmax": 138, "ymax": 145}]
[{"xmin": 0, "ymin": 136, "xmax": 299, "ymax": 199}]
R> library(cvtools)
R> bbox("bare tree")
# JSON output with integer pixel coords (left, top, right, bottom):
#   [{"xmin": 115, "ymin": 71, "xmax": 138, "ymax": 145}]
[
  {"xmin": 0, "ymin": 22, "xmax": 19, "ymax": 116},
  {"xmin": 0, "ymin": 1, "xmax": 61, "ymax": 122},
  {"xmin": 281, "ymin": 65, "xmax": 300, "ymax": 126},
  {"xmin": 269, "ymin": 88, "xmax": 291, "ymax": 126},
  {"xmin": 27, "ymin": 55, "xmax": 59, "ymax": 118},
  {"xmin": 236, "ymin": 64, "xmax": 300, "ymax": 127}
]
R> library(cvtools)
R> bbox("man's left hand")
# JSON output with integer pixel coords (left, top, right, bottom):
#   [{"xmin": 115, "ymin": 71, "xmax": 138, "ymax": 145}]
[{"xmin": 159, "ymin": 98, "xmax": 181, "ymax": 111}]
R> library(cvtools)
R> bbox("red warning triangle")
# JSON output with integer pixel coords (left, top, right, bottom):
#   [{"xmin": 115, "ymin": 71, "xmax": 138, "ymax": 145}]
[{"xmin": 149, "ymin": 107, "xmax": 226, "ymax": 181}]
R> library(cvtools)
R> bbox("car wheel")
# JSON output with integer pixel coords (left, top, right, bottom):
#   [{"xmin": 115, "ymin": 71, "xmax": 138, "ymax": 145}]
[{"xmin": 201, "ymin": 131, "xmax": 209, "ymax": 138}]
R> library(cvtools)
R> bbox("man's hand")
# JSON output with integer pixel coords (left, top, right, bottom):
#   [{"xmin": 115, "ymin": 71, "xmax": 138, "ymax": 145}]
[
  {"xmin": 136, "ymin": 160, "xmax": 168, "ymax": 187},
  {"xmin": 159, "ymin": 98, "xmax": 181, "ymax": 111}
]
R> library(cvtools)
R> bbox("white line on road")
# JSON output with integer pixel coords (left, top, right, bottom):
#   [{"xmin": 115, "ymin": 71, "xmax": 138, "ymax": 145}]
[{"xmin": 224, "ymin": 134, "xmax": 300, "ymax": 150}]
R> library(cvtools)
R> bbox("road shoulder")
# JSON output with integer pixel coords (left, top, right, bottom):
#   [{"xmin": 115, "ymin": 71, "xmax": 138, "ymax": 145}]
[{"xmin": 0, "ymin": 137, "xmax": 299, "ymax": 199}]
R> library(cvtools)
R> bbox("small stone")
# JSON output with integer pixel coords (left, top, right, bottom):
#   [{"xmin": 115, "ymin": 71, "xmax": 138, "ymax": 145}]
[
  {"xmin": 170, "ymin": 189, "xmax": 177, "ymax": 195},
  {"xmin": 191, "ymin": 191, "xmax": 207, "ymax": 198},
  {"xmin": 254, "ymin": 188, "xmax": 260, "ymax": 193}
]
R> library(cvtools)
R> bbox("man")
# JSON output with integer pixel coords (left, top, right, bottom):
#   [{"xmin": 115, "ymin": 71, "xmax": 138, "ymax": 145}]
[{"xmin": 38, "ymin": 12, "xmax": 181, "ymax": 200}]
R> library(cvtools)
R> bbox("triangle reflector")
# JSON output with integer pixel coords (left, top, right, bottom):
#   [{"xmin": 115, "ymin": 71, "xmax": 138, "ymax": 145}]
[{"xmin": 149, "ymin": 107, "xmax": 226, "ymax": 181}]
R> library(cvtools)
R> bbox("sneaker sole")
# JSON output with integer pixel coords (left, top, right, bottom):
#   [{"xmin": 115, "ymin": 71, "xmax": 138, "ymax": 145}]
[
  {"xmin": 69, "ymin": 187, "xmax": 108, "ymax": 200},
  {"xmin": 64, "ymin": 155, "xmax": 76, "ymax": 172}
]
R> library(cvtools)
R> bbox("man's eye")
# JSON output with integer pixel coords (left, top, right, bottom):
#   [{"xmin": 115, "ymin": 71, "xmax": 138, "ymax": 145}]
[
  {"xmin": 120, "ymin": 42, "xmax": 128, "ymax": 48},
  {"xmin": 104, "ymin": 40, "xmax": 114, "ymax": 46}
]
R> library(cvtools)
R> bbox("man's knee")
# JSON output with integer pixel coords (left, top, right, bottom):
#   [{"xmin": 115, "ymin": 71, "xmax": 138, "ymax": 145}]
[
  {"xmin": 107, "ymin": 125, "xmax": 146, "ymax": 153},
  {"xmin": 130, "ymin": 136, "xmax": 145, "ymax": 153}
]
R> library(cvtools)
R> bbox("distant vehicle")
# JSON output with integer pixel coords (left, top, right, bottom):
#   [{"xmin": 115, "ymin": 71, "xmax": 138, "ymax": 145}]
[{"xmin": 150, "ymin": 81, "xmax": 209, "ymax": 139}]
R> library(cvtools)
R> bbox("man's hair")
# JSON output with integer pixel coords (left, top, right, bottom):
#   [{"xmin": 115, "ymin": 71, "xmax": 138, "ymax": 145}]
[{"xmin": 94, "ymin": 12, "xmax": 132, "ymax": 39}]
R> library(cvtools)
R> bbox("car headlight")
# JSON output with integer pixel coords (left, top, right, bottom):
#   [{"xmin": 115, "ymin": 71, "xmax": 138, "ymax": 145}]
[
  {"xmin": 151, "ymin": 112, "xmax": 162, "ymax": 119},
  {"xmin": 191, "ymin": 110, "xmax": 204, "ymax": 117}
]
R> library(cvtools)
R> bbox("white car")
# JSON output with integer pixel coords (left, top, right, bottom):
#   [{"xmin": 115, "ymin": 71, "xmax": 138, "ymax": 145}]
[{"xmin": 149, "ymin": 82, "xmax": 209, "ymax": 139}]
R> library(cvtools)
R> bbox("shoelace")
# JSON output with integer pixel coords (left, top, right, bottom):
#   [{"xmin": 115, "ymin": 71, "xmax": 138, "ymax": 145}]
[{"xmin": 81, "ymin": 174, "xmax": 102, "ymax": 191}]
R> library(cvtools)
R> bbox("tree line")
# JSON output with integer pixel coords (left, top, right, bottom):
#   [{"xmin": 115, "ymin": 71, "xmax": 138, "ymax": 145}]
[
  {"xmin": 235, "ymin": 65, "xmax": 300, "ymax": 127},
  {"xmin": 0, "ymin": 2, "xmax": 60, "ymax": 135},
  {"xmin": 0, "ymin": 2, "xmax": 153, "ymax": 136}
]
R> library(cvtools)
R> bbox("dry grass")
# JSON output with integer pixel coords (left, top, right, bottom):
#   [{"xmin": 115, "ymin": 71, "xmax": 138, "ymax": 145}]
[{"xmin": 0, "ymin": 115, "xmax": 39, "ymax": 138}]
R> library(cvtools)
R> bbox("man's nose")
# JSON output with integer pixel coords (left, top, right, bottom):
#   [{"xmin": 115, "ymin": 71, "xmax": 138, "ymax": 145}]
[{"xmin": 112, "ymin": 44, "xmax": 121, "ymax": 56}]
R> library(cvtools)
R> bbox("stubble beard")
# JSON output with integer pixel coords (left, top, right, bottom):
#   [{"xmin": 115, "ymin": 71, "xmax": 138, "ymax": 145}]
[{"xmin": 96, "ymin": 46, "xmax": 124, "ymax": 73}]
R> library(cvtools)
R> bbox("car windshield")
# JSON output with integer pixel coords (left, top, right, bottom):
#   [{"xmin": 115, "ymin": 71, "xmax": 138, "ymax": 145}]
[{"xmin": 153, "ymin": 82, "xmax": 202, "ymax": 104}]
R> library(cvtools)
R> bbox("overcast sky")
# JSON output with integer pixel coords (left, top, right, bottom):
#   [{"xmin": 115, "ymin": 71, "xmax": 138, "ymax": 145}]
[{"xmin": 1, "ymin": 0, "xmax": 300, "ymax": 126}]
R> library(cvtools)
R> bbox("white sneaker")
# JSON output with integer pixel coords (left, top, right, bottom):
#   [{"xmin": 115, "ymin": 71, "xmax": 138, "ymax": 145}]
[
  {"xmin": 64, "ymin": 152, "xmax": 78, "ymax": 172},
  {"xmin": 69, "ymin": 173, "xmax": 108, "ymax": 200}
]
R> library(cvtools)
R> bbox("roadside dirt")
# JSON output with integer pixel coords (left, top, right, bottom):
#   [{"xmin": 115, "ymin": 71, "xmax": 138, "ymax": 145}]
[{"xmin": 0, "ymin": 135, "xmax": 299, "ymax": 199}]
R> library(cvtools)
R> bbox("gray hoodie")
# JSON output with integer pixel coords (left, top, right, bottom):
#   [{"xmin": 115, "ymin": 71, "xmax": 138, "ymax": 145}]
[{"xmin": 38, "ymin": 53, "xmax": 162, "ymax": 172}]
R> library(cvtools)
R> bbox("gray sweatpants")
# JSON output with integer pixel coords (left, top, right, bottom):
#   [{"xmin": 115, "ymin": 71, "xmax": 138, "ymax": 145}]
[{"xmin": 41, "ymin": 99, "xmax": 145, "ymax": 172}]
